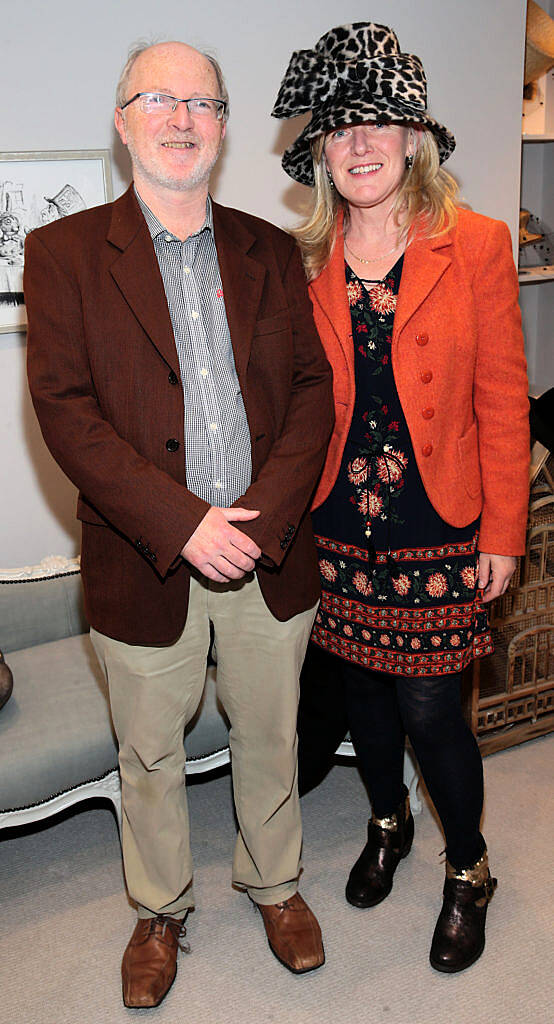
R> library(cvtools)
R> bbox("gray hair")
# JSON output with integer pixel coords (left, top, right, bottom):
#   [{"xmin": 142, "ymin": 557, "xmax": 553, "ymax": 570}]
[{"xmin": 115, "ymin": 40, "xmax": 230, "ymax": 120}]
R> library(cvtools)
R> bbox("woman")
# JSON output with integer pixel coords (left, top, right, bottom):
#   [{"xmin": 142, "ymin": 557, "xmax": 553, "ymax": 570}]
[{"xmin": 272, "ymin": 22, "xmax": 529, "ymax": 973}]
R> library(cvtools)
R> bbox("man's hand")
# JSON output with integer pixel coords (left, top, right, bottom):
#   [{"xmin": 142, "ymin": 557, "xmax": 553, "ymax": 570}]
[
  {"xmin": 478, "ymin": 552, "xmax": 517, "ymax": 603},
  {"xmin": 181, "ymin": 507, "xmax": 262, "ymax": 582}
]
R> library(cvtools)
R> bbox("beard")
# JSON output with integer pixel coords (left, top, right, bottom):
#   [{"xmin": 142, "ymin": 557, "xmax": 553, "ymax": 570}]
[{"xmin": 125, "ymin": 129, "xmax": 223, "ymax": 193}]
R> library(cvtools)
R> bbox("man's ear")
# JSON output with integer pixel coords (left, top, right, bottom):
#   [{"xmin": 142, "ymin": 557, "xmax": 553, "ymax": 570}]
[{"xmin": 114, "ymin": 108, "xmax": 128, "ymax": 147}]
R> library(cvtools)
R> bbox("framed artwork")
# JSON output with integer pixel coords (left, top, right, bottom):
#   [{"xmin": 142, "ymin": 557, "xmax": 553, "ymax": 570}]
[{"xmin": 0, "ymin": 150, "xmax": 113, "ymax": 334}]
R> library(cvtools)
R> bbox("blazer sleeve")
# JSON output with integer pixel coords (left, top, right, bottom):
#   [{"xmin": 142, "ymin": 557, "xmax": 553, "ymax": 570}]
[
  {"xmin": 232, "ymin": 241, "xmax": 334, "ymax": 566},
  {"xmin": 25, "ymin": 230, "xmax": 210, "ymax": 577},
  {"xmin": 472, "ymin": 219, "xmax": 530, "ymax": 555}
]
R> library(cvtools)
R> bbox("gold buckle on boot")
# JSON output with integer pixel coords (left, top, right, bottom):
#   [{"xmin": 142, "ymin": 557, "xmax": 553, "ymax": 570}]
[
  {"xmin": 371, "ymin": 793, "xmax": 410, "ymax": 833},
  {"xmin": 445, "ymin": 848, "xmax": 497, "ymax": 905}
]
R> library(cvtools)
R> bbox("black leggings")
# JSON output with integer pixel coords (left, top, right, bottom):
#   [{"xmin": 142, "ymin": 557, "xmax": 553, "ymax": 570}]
[{"xmin": 298, "ymin": 643, "xmax": 484, "ymax": 870}]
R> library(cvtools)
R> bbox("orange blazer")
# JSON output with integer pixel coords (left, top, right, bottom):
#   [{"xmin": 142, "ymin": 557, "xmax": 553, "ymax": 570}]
[{"xmin": 310, "ymin": 209, "xmax": 530, "ymax": 556}]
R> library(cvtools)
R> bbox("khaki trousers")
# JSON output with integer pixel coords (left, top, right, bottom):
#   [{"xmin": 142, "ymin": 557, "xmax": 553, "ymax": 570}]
[{"xmin": 91, "ymin": 572, "xmax": 317, "ymax": 918}]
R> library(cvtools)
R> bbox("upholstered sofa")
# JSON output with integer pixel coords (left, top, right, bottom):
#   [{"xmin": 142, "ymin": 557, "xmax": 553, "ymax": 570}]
[
  {"xmin": 0, "ymin": 557, "xmax": 232, "ymax": 832},
  {"xmin": 0, "ymin": 557, "xmax": 420, "ymax": 836}
]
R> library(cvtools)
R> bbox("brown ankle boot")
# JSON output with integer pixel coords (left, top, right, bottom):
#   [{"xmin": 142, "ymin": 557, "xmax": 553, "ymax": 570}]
[
  {"xmin": 345, "ymin": 786, "xmax": 414, "ymax": 908},
  {"xmin": 429, "ymin": 847, "xmax": 497, "ymax": 973}
]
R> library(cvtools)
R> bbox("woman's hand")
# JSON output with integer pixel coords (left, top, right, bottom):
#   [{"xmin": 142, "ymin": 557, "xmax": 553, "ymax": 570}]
[{"xmin": 477, "ymin": 552, "xmax": 517, "ymax": 603}]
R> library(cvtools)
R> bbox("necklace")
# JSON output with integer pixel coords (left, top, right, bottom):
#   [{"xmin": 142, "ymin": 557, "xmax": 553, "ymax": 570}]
[{"xmin": 344, "ymin": 237, "xmax": 402, "ymax": 264}]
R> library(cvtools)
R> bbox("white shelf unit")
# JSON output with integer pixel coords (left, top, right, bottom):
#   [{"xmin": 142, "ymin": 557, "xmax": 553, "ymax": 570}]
[
  {"xmin": 522, "ymin": 132, "xmax": 554, "ymax": 141},
  {"xmin": 519, "ymin": 54, "xmax": 554, "ymax": 397},
  {"xmin": 519, "ymin": 264, "xmax": 554, "ymax": 283}
]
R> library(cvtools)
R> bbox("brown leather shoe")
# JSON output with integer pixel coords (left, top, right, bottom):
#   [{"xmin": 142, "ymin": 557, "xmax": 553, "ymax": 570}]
[
  {"xmin": 121, "ymin": 915, "xmax": 188, "ymax": 1008},
  {"xmin": 257, "ymin": 892, "xmax": 325, "ymax": 974}
]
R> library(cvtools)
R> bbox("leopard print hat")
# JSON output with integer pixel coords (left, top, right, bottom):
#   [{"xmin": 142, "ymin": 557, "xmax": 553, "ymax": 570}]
[{"xmin": 272, "ymin": 22, "xmax": 456, "ymax": 186}]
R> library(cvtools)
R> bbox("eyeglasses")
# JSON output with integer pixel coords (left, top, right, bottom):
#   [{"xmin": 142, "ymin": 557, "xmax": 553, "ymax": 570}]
[{"xmin": 121, "ymin": 92, "xmax": 226, "ymax": 120}]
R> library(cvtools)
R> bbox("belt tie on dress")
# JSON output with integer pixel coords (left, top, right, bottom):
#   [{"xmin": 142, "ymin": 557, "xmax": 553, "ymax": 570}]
[{"xmin": 349, "ymin": 441, "xmax": 404, "ymax": 579}]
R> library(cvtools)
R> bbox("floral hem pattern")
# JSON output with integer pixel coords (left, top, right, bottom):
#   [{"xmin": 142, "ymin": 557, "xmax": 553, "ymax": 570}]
[{"xmin": 313, "ymin": 532, "xmax": 492, "ymax": 676}]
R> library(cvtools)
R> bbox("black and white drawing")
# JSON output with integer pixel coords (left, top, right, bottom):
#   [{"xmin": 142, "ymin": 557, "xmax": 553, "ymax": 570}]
[{"xmin": 0, "ymin": 151, "xmax": 112, "ymax": 333}]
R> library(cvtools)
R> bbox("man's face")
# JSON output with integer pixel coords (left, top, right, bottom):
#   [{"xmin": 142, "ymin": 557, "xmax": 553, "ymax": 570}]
[{"xmin": 115, "ymin": 42, "xmax": 226, "ymax": 197}]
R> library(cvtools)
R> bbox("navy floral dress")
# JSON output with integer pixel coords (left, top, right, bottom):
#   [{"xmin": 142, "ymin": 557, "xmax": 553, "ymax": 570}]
[{"xmin": 311, "ymin": 258, "xmax": 492, "ymax": 677}]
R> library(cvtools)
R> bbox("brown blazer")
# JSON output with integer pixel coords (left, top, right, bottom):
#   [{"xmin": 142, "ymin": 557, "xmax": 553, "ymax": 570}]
[
  {"xmin": 310, "ymin": 209, "xmax": 530, "ymax": 556},
  {"xmin": 25, "ymin": 186, "xmax": 333, "ymax": 644}
]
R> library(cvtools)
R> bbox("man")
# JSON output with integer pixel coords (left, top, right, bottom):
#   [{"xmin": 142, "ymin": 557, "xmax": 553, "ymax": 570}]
[{"xmin": 25, "ymin": 41, "xmax": 333, "ymax": 1008}]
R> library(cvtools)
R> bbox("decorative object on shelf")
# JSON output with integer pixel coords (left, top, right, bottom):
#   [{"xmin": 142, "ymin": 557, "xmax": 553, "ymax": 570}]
[
  {"xmin": 524, "ymin": 1, "xmax": 554, "ymax": 90},
  {"xmin": 522, "ymin": 3, "xmax": 554, "ymax": 133},
  {"xmin": 518, "ymin": 211, "xmax": 553, "ymax": 268},
  {"xmin": 519, "ymin": 208, "xmax": 544, "ymax": 247},
  {"xmin": 0, "ymin": 150, "xmax": 112, "ymax": 335}
]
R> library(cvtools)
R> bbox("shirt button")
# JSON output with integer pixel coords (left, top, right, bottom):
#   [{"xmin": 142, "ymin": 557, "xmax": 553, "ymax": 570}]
[
  {"xmin": 184, "ymin": 266, "xmax": 191, "ymax": 274},
  {"xmin": 191, "ymin": 310, "xmax": 199, "ymax": 319},
  {"xmin": 166, "ymin": 438, "xmax": 180, "ymax": 453},
  {"xmin": 209, "ymin": 423, "xmax": 218, "ymax": 432},
  {"xmin": 200, "ymin": 368, "xmax": 209, "ymax": 378},
  {"xmin": 422, "ymin": 407, "xmax": 435, "ymax": 420},
  {"xmin": 214, "ymin": 480, "xmax": 223, "ymax": 489},
  {"xmin": 422, "ymin": 442, "xmax": 433, "ymax": 457},
  {"xmin": 164, "ymin": 235, "xmax": 172, "ymax": 242},
  {"xmin": 416, "ymin": 332, "xmax": 429, "ymax": 346},
  {"xmin": 420, "ymin": 370, "xmax": 433, "ymax": 384},
  {"xmin": 168, "ymin": 370, "xmax": 178, "ymax": 385}
]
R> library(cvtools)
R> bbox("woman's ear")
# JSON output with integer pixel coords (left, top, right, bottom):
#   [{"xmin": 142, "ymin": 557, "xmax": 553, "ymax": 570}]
[{"xmin": 408, "ymin": 127, "xmax": 423, "ymax": 159}]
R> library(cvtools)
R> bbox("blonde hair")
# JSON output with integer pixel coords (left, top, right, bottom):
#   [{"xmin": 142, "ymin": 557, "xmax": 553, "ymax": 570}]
[{"xmin": 293, "ymin": 128, "xmax": 459, "ymax": 282}]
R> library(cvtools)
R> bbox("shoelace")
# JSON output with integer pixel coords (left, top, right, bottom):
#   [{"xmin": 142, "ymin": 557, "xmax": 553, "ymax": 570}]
[{"xmin": 149, "ymin": 916, "xmax": 191, "ymax": 953}]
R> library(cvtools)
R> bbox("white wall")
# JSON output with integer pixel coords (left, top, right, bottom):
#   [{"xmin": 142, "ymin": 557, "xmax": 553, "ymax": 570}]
[{"xmin": 1, "ymin": 0, "xmax": 527, "ymax": 566}]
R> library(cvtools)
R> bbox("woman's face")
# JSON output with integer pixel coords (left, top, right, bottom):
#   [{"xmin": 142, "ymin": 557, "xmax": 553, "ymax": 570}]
[{"xmin": 324, "ymin": 122, "xmax": 412, "ymax": 214}]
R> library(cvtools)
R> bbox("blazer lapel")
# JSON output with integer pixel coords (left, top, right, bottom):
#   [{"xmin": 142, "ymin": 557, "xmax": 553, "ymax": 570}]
[
  {"xmin": 107, "ymin": 187, "xmax": 180, "ymax": 375},
  {"xmin": 394, "ymin": 231, "xmax": 453, "ymax": 341},
  {"xmin": 310, "ymin": 214, "xmax": 354, "ymax": 379},
  {"xmin": 212, "ymin": 202, "xmax": 266, "ymax": 390}
]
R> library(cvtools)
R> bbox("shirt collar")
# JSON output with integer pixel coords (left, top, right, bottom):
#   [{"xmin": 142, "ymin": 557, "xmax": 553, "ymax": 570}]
[{"xmin": 135, "ymin": 186, "xmax": 213, "ymax": 241}]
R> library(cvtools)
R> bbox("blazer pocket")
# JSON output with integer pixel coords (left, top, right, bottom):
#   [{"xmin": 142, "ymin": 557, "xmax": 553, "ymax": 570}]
[
  {"xmin": 76, "ymin": 496, "xmax": 108, "ymax": 526},
  {"xmin": 252, "ymin": 311, "xmax": 290, "ymax": 337},
  {"xmin": 457, "ymin": 421, "xmax": 482, "ymax": 500}
]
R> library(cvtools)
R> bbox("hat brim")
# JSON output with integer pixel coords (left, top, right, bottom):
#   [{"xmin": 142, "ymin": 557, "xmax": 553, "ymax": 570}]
[{"xmin": 282, "ymin": 97, "xmax": 456, "ymax": 186}]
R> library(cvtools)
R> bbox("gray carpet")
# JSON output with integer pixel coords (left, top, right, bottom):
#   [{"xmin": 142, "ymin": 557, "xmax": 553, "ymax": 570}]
[{"xmin": 1, "ymin": 735, "xmax": 553, "ymax": 1024}]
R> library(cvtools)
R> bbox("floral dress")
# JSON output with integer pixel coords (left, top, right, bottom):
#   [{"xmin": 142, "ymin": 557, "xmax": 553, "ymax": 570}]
[{"xmin": 311, "ymin": 258, "xmax": 492, "ymax": 677}]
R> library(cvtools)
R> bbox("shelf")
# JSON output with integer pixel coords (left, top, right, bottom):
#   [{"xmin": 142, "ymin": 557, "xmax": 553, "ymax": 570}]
[
  {"xmin": 522, "ymin": 133, "xmax": 554, "ymax": 142},
  {"xmin": 518, "ymin": 266, "xmax": 554, "ymax": 284}
]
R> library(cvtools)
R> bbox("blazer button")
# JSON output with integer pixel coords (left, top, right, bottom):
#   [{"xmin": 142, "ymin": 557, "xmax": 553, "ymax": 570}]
[
  {"xmin": 422, "ymin": 442, "xmax": 433, "ymax": 457},
  {"xmin": 420, "ymin": 370, "xmax": 433, "ymax": 384},
  {"xmin": 166, "ymin": 438, "xmax": 180, "ymax": 453},
  {"xmin": 168, "ymin": 370, "xmax": 179, "ymax": 385},
  {"xmin": 422, "ymin": 407, "xmax": 435, "ymax": 420},
  {"xmin": 416, "ymin": 332, "xmax": 429, "ymax": 346}
]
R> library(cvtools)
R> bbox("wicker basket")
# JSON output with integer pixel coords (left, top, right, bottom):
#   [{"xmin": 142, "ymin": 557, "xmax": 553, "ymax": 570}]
[{"xmin": 470, "ymin": 444, "xmax": 554, "ymax": 754}]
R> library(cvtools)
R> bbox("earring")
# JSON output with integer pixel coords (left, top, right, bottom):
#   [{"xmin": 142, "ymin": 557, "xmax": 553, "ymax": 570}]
[
  {"xmin": 326, "ymin": 168, "xmax": 335, "ymax": 189},
  {"xmin": 405, "ymin": 154, "xmax": 414, "ymax": 169}
]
